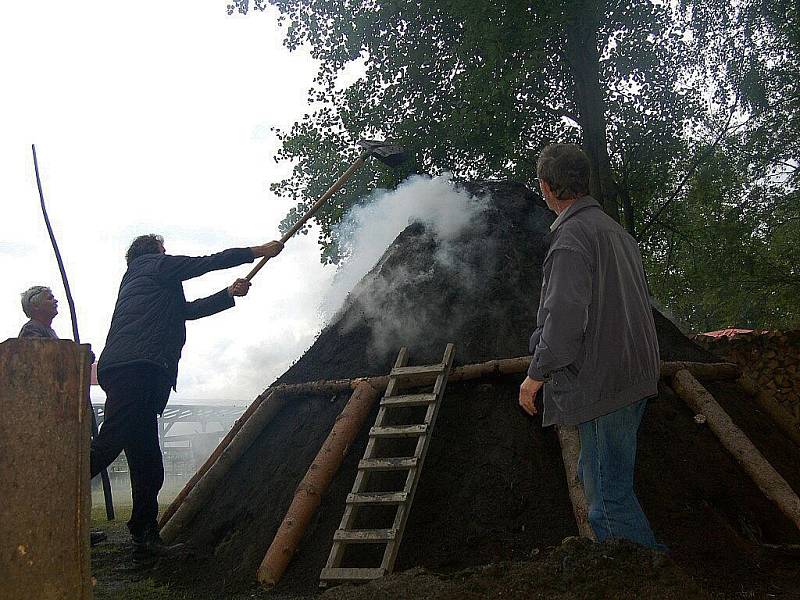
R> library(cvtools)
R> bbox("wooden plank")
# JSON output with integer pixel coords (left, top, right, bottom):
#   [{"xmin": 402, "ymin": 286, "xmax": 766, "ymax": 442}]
[
  {"xmin": 390, "ymin": 364, "xmax": 445, "ymax": 382},
  {"xmin": 370, "ymin": 424, "xmax": 428, "ymax": 438},
  {"xmin": 359, "ymin": 457, "xmax": 418, "ymax": 471},
  {"xmin": 333, "ymin": 529, "xmax": 397, "ymax": 542},
  {"xmin": 347, "ymin": 491, "xmax": 408, "ymax": 505},
  {"xmin": 380, "ymin": 393, "xmax": 437, "ymax": 407},
  {"xmin": 319, "ymin": 567, "xmax": 386, "ymax": 581}
]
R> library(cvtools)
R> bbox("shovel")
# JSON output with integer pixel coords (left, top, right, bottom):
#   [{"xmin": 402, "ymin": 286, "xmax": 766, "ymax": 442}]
[{"xmin": 245, "ymin": 139, "xmax": 408, "ymax": 281}]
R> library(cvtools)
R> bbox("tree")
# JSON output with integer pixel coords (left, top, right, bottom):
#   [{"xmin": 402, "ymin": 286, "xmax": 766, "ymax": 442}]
[
  {"xmin": 230, "ymin": 0, "xmax": 706, "ymax": 261},
  {"xmin": 230, "ymin": 0, "xmax": 799, "ymax": 330}
]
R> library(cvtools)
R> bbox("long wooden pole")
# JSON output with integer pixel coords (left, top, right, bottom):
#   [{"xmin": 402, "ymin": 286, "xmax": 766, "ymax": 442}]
[
  {"xmin": 671, "ymin": 369, "xmax": 800, "ymax": 532},
  {"xmin": 245, "ymin": 152, "xmax": 369, "ymax": 282},
  {"xmin": 736, "ymin": 374, "xmax": 800, "ymax": 448},
  {"xmin": 556, "ymin": 425, "xmax": 595, "ymax": 540},
  {"xmin": 158, "ymin": 389, "xmax": 275, "ymax": 529},
  {"xmin": 265, "ymin": 358, "xmax": 738, "ymax": 398},
  {"xmin": 257, "ymin": 380, "xmax": 381, "ymax": 586},
  {"xmin": 160, "ymin": 391, "xmax": 288, "ymax": 543},
  {"xmin": 32, "ymin": 145, "xmax": 114, "ymax": 521}
]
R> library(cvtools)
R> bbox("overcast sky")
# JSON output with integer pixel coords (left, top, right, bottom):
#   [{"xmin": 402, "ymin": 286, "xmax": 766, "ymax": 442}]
[{"xmin": 0, "ymin": 2, "xmax": 341, "ymax": 405}]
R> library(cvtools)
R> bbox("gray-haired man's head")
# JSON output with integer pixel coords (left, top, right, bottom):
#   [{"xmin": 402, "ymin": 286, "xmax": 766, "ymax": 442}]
[
  {"xmin": 536, "ymin": 144, "xmax": 591, "ymax": 203},
  {"xmin": 21, "ymin": 286, "xmax": 57, "ymax": 319}
]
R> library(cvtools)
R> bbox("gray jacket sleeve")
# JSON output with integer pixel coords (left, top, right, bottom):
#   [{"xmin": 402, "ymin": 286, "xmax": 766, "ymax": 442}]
[{"xmin": 527, "ymin": 249, "xmax": 591, "ymax": 380}]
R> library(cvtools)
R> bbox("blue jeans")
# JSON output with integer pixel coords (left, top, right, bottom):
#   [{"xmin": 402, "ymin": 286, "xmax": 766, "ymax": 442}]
[{"xmin": 577, "ymin": 398, "xmax": 664, "ymax": 550}]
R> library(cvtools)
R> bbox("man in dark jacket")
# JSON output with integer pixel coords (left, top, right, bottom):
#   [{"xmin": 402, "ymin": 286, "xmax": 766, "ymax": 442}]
[
  {"xmin": 91, "ymin": 234, "xmax": 283, "ymax": 559},
  {"xmin": 518, "ymin": 144, "xmax": 663, "ymax": 550}
]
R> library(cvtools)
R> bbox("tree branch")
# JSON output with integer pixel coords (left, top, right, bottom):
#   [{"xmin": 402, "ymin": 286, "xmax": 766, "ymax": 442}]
[{"xmin": 637, "ymin": 102, "xmax": 740, "ymax": 239}]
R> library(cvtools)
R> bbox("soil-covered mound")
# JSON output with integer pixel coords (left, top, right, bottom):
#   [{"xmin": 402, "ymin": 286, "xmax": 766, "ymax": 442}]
[
  {"xmin": 321, "ymin": 537, "xmax": 712, "ymax": 600},
  {"xmin": 158, "ymin": 182, "xmax": 800, "ymax": 599},
  {"xmin": 275, "ymin": 180, "xmax": 712, "ymax": 385}
]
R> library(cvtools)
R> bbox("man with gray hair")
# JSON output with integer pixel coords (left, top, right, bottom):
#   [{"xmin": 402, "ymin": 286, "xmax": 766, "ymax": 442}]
[
  {"xmin": 518, "ymin": 143, "xmax": 664, "ymax": 550},
  {"xmin": 18, "ymin": 286, "xmax": 59, "ymax": 339}
]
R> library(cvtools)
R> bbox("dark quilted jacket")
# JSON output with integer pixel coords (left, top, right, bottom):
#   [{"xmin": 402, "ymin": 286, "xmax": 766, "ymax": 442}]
[{"xmin": 97, "ymin": 248, "xmax": 255, "ymax": 390}]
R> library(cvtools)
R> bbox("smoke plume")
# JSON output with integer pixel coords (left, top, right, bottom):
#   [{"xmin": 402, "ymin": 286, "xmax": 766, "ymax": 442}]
[{"xmin": 323, "ymin": 174, "xmax": 492, "ymax": 357}]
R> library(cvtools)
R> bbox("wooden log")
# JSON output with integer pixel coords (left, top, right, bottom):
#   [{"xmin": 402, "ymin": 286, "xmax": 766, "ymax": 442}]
[
  {"xmin": 659, "ymin": 361, "xmax": 739, "ymax": 379},
  {"xmin": 158, "ymin": 388, "xmax": 276, "ymax": 529},
  {"xmin": 556, "ymin": 425, "xmax": 595, "ymax": 540},
  {"xmin": 257, "ymin": 380, "xmax": 381, "ymax": 587},
  {"xmin": 737, "ymin": 375, "xmax": 800, "ymax": 448},
  {"xmin": 671, "ymin": 369, "xmax": 800, "ymax": 532},
  {"xmin": 269, "ymin": 359, "xmax": 739, "ymax": 398},
  {"xmin": 160, "ymin": 390, "xmax": 288, "ymax": 543},
  {"xmin": 271, "ymin": 378, "xmax": 357, "ymax": 397}
]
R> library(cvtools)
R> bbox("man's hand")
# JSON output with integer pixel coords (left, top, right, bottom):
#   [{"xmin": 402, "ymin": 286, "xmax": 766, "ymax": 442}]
[
  {"xmin": 252, "ymin": 241, "xmax": 284, "ymax": 259},
  {"xmin": 519, "ymin": 376, "xmax": 544, "ymax": 416},
  {"xmin": 227, "ymin": 278, "xmax": 252, "ymax": 298}
]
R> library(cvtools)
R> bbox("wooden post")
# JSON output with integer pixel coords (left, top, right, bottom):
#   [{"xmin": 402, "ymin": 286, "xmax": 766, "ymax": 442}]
[
  {"xmin": 737, "ymin": 374, "xmax": 800, "ymax": 448},
  {"xmin": 257, "ymin": 380, "xmax": 381, "ymax": 587},
  {"xmin": 160, "ymin": 390, "xmax": 288, "ymax": 543},
  {"xmin": 556, "ymin": 425, "xmax": 595, "ymax": 540},
  {"xmin": 0, "ymin": 339, "xmax": 93, "ymax": 600},
  {"xmin": 671, "ymin": 369, "xmax": 800, "ymax": 532}
]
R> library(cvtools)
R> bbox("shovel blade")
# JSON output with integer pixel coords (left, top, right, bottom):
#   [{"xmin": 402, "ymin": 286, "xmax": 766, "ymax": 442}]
[{"xmin": 358, "ymin": 139, "xmax": 409, "ymax": 168}]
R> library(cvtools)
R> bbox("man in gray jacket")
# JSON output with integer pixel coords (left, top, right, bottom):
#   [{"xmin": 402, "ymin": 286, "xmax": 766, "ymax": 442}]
[{"xmin": 518, "ymin": 143, "xmax": 663, "ymax": 550}]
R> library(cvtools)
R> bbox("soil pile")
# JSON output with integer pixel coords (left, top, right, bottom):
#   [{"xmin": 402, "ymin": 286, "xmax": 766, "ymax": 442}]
[
  {"xmin": 160, "ymin": 182, "xmax": 799, "ymax": 599},
  {"xmin": 321, "ymin": 537, "xmax": 712, "ymax": 600},
  {"xmin": 274, "ymin": 181, "xmax": 710, "ymax": 386}
]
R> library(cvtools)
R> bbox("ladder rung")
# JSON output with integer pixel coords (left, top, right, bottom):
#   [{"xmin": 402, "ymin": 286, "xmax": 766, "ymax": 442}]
[
  {"xmin": 390, "ymin": 364, "xmax": 445, "ymax": 378},
  {"xmin": 381, "ymin": 393, "xmax": 437, "ymax": 407},
  {"xmin": 359, "ymin": 457, "xmax": 418, "ymax": 471},
  {"xmin": 320, "ymin": 567, "xmax": 386, "ymax": 582},
  {"xmin": 333, "ymin": 529, "xmax": 396, "ymax": 543},
  {"xmin": 370, "ymin": 424, "xmax": 428, "ymax": 438},
  {"xmin": 347, "ymin": 491, "xmax": 408, "ymax": 505}
]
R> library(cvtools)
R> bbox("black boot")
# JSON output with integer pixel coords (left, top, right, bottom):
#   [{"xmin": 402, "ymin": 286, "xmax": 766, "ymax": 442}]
[
  {"xmin": 90, "ymin": 530, "xmax": 107, "ymax": 546},
  {"xmin": 131, "ymin": 525, "xmax": 185, "ymax": 562}
]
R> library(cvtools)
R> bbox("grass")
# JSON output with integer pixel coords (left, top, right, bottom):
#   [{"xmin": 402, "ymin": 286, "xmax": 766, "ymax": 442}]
[{"xmin": 90, "ymin": 503, "xmax": 191, "ymax": 600}]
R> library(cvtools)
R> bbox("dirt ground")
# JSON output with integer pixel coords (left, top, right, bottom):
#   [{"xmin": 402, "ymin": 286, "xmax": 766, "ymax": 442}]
[{"xmin": 320, "ymin": 537, "xmax": 713, "ymax": 600}]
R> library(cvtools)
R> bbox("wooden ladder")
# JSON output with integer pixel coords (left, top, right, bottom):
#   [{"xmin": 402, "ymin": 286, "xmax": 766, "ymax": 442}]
[{"xmin": 319, "ymin": 343, "xmax": 456, "ymax": 586}]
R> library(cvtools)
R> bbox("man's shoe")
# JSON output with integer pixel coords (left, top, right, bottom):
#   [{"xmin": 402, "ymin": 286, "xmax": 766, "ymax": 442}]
[
  {"xmin": 90, "ymin": 530, "xmax": 107, "ymax": 547},
  {"xmin": 132, "ymin": 526, "xmax": 185, "ymax": 562}
]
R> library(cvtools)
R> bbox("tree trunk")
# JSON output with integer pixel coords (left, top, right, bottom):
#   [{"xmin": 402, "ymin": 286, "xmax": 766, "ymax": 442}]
[{"xmin": 564, "ymin": 0, "xmax": 621, "ymax": 222}]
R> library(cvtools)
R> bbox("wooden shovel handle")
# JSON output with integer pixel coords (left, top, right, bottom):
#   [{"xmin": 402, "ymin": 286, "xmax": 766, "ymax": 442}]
[{"xmin": 245, "ymin": 151, "xmax": 370, "ymax": 282}]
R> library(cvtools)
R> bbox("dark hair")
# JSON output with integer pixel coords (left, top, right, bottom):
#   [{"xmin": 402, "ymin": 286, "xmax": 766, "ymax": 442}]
[
  {"xmin": 536, "ymin": 144, "xmax": 591, "ymax": 200},
  {"xmin": 126, "ymin": 234, "xmax": 164, "ymax": 265}
]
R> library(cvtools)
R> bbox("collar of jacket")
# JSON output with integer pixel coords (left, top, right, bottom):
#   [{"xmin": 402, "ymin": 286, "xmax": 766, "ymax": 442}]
[{"xmin": 549, "ymin": 195, "xmax": 602, "ymax": 232}]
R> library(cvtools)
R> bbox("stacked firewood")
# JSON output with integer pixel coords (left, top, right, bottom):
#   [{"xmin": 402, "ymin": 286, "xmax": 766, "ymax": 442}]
[{"xmin": 695, "ymin": 330, "xmax": 800, "ymax": 423}]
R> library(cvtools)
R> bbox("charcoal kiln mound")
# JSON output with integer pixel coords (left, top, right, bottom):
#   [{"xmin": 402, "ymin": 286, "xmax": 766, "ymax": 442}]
[{"xmin": 160, "ymin": 181, "xmax": 800, "ymax": 599}]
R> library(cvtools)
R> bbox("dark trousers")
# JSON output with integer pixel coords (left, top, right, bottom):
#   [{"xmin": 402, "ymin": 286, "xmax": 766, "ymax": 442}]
[{"xmin": 90, "ymin": 364, "xmax": 171, "ymax": 538}]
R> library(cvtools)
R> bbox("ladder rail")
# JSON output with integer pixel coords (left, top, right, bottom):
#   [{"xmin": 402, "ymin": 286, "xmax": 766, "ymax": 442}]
[
  {"xmin": 321, "ymin": 344, "xmax": 455, "ymax": 585},
  {"xmin": 323, "ymin": 347, "xmax": 409, "ymax": 573},
  {"xmin": 381, "ymin": 343, "xmax": 455, "ymax": 573}
]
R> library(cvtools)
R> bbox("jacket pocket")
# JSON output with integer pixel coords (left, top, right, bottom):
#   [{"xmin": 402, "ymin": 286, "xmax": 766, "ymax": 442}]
[{"xmin": 549, "ymin": 367, "xmax": 582, "ymax": 414}]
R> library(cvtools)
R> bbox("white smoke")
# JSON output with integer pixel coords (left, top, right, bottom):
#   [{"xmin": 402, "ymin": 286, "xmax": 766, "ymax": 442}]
[{"xmin": 322, "ymin": 173, "xmax": 489, "ymax": 318}]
